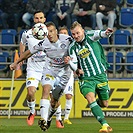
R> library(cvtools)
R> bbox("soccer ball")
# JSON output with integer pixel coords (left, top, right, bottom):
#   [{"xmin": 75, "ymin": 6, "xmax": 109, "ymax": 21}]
[{"xmin": 32, "ymin": 23, "xmax": 48, "ymax": 40}]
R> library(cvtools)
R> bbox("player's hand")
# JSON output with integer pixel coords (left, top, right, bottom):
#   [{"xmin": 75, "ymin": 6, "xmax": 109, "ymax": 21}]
[
  {"xmin": 10, "ymin": 62, "xmax": 18, "ymax": 70},
  {"xmin": 64, "ymin": 56, "xmax": 71, "ymax": 64},
  {"xmin": 75, "ymin": 69, "xmax": 84, "ymax": 77},
  {"xmin": 105, "ymin": 28, "xmax": 113, "ymax": 37}
]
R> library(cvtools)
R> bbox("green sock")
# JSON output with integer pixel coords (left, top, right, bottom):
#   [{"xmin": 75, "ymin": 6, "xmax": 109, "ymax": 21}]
[{"xmin": 90, "ymin": 101, "xmax": 107, "ymax": 125}]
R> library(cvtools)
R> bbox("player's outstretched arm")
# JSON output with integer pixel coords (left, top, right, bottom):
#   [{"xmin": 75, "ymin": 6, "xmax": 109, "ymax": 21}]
[{"xmin": 10, "ymin": 50, "xmax": 32, "ymax": 70}]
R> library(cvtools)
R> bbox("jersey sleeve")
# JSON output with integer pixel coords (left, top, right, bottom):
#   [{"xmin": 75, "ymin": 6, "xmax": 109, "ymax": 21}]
[
  {"xmin": 68, "ymin": 43, "xmax": 78, "ymax": 71},
  {"xmin": 86, "ymin": 30, "xmax": 108, "ymax": 41},
  {"xmin": 21, "ymin": 30, "xmax": 27, "ymax": 45}
]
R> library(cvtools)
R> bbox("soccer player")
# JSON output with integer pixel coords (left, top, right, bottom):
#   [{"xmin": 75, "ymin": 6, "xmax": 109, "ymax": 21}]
[
  {"xmin": 56, "ymin": 26, "xmax": 73, "ymax": 125},
  {"xmin": 64, "ymin": 21, "xmax": 113, "ymax": 133},
  {"xmin": 58, "ymin": 26, "xmax": 69, "ymax": 35},
  {"xmin": 10, "ymin": 22, "xmax": 72, "ymax": 131},
  {"xmin": 19, "ymin": 11, "xmax": 50, "ymax": 126}
]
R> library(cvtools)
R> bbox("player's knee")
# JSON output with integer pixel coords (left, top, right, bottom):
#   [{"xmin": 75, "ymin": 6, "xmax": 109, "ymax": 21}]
[
  {"xmin": 101, "ymin": 100, "xmax": 108, "ymax": 107},
  {"xmin": 27, "ymin": 88, "xmax": 36, "ymax": 97},
  {"xmin": 97, "ymin": 99, "xmax": 108, "ymax": 108}
]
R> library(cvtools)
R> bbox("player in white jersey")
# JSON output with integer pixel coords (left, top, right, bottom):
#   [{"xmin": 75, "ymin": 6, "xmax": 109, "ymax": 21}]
[
  {"xmin": 55, "ymin": 26, "xmax": 74, "ymax": 126},
  {"xmin": 19, "ymin": 11, "xmax": 50, "ymax": 126},
  {"xmin": 10, "ymin": 22, "xmax": 73, "ymax": 131}
]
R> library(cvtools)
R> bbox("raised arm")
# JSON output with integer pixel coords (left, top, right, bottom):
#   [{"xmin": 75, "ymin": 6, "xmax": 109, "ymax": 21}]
[
  {"xmin": 87, "ymin": 28, "xmax": 113, "ymax": 41},
  {"xmin": 10, "ymin": 50, "xmax": 32, "ymax": 70}
]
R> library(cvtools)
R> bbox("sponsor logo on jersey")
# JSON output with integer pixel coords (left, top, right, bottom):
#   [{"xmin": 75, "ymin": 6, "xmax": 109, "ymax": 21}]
[
  {"xmin": 53, "ymin": 57, "xmax": 63, "ymax": 64},
  {"xmin": 78, "ymin": 48, "xmax": 90, "ymax": 58}
]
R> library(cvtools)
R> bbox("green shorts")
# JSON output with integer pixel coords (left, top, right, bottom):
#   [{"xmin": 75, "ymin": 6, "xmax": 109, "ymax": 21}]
[{"xmin": 79, "ymin": 73, "xmax": 110, "ymax": 100}]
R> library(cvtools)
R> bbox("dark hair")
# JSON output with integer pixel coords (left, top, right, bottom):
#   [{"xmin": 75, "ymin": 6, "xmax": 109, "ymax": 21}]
[
  {"xmin": 34, "ymin": 10, "xmax": 45, "ymax": 17},
  {"xmin": 45, "ymin": 21, "xmax": 56, "ymax": 27}
]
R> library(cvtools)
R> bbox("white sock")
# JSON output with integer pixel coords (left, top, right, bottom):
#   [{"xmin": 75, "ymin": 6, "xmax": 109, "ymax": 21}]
[
  {"xmin": 64, "ymin": 99, "xmax": 72, "ymax": 120},
  {"xmin": 40, "ymin": 99, "xmax": 50, "ymax": 122},
  {"xmin": 27, "ymin": 100, "xmax": 35, "ymax": 114},
  {"xmin": 56, "ymin": 105, "xmax": 62, "ymax": 120}
]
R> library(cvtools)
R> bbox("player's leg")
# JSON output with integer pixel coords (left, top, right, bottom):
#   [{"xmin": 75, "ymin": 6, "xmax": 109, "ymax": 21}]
[
  {"xmin": 64, "ymin": 94, "xmax": 72, "ymax": 124},
  {"xmin": 26, "ymin": 71, "xmax": 41, "ymax": 126},
  {"xmin": 26, "ymin": 86, "xmax": 36, "ymax": 126},
  {"xmin": 55, "ymin": 100, "xmax": 64, "ymax": 128},
  {"xmin": 64, "ymin": 72, "xmax": 74, "ymax": 124},
  {"xmin": 46, "ymin": 69, "xmax": 71, "ymax": 130},
  {"xmin": 48, "ymin": 97, "xmax": 64, "ymax": 129},
  {"xmin": 38, "ymin": 84, "xmax": 51, "ymax": 131},
  {"xmin": 47, "ymin": 85, "xmax": 64, "ymax": 121},
  {"xmin": 47, "ymin": 81, "xmax": 68, "ymax": 129},
  {"xmin": 96, "ymin": 74, "xmax": 112, "ymax": 132},
  {"xmin": 79, "ymin": 74, "xmax": 112, "ymax": 132},
  {"xmin": 38, "ymin": 71, "xmax": 55, "ymax": 131},
  {"xmin": 48, "ymin": 91, "xmax": 64, "ymax": 128}
]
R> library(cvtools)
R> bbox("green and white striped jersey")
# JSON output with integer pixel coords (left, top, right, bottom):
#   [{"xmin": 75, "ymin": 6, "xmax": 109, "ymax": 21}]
[{"xmin": 69, "ymin": 30, "xmax": 109, "ymax": 77}]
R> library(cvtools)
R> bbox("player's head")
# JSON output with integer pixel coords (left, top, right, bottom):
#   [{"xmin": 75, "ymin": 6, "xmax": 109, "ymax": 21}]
[
  {"xmin": 58, "ymin": 26, "xmax": 68, "ymax": 35},
  {"xmin": 45, "ymin": 21, "xmax": 58, "ymax": 43},
  {"xmin": 70, "ymin": 21, "xmax": 84, "ymax": 43},
  {"xmin": 33, "ymin": 10, "xmax": 46, "ymax": 24}
]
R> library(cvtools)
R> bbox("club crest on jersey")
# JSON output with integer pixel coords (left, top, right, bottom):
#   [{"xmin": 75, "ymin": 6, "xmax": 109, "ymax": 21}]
[
  {"xmin": 60, "ymin": 43, "xmax": 66, "ymax": 49},
  {"xmin": 78, "ymin": 48, "xmax": 90, "ymax": 58},
  {"xmin": 27, "ymin": 81, "xmax": 31, "ymax": 85}
]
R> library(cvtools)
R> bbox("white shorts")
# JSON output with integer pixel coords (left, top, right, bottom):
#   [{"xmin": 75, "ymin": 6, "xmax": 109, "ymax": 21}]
[
  {"xmin": 41, "ymin": 69, "xmax": 56, "ymax": 87},
  {"xmin": 49, "ymin": 72, "xmax": 74, "ymax": 95},
  {"xmin": 26, "ymin": 70, "xmax": 43, "ymax": 88},
  {"xmin": 41, "ymin": 67, "xmax": 71, "ymax": 100},
  {"xmin": 63, "ymin": 72, "xmax": 74, "ymax": 95}
]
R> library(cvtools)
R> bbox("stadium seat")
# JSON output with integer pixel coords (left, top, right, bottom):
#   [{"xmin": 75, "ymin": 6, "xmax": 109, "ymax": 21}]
[
  {"xmin": 0, "ymin": 51, "xmax": 9, "ymax": 72},
  {"xmin": 99, "ymin": 38, "xmax": 109, "ymax": 45},
  {"xmin": 106, "ymin": 51, "xmax": 124, "ymax": 73},
  {"xmin": 117, "ymin": 0, "xmax": 124, "ymax": 6},
  {"xmin": 113, "ymin": 29, "xmax": 131, "ymax": 50},
  {"xmin": 117, "ymin": 0, "xmax": 122, "ymax": 4},
  {"xmin": 99, "ymin": 38, "xmax": 110, "ymax": 51},
  {"xmin": 126, "ymin": 0, "xmax": 133, "ymax": 6},
  {"xmin": 125, "ymin": 52, "xmax": 133, "ymax": 73},
  {"xmin": 119, "ymin": 8, "xmax": 133, "ymax": 27},
  {"xmin": 1, "ymin": 29, "xmax": 17, "ymax": 44},
  {"xmin": 114, "ymin": 29, "xmax": 130, "ymax": 45}
]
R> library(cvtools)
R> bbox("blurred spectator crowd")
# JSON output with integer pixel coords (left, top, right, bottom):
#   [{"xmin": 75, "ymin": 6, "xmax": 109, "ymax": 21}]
[{"xmin": 0, "ymin": 0, "xmax": 130, "ymax": 31}]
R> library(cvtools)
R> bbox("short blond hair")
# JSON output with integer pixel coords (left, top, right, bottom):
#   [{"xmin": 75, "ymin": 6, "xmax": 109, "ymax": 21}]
[
  {"xmin": 58, "ymin": 26, "xmax": 68, "ymax": 32},
  {"xmin": 70, "ymin": 21, "xmax": 82, "ymax": 30}
]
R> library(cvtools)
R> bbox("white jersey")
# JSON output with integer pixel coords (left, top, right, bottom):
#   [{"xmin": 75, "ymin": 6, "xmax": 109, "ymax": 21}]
[
  {"xmin": 30, "ymin": 34, "xmax": 72, "ymax": 75},
  {"xmin": 21, "ymin": 29, "xmax": 46, "ymax": 72}
]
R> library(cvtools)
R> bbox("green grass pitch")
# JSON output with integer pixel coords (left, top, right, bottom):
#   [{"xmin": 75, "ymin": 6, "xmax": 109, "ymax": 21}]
[{"xmin": 0, "ymin": 118, "xmax": 133, "ymax": 133}]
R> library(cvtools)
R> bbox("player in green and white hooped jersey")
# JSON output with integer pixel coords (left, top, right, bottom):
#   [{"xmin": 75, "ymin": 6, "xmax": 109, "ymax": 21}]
[{"xmin": 64, "ymin": 21, "xmax": 113, "ymax": 133}]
